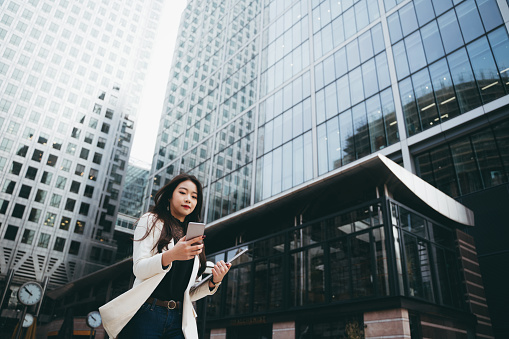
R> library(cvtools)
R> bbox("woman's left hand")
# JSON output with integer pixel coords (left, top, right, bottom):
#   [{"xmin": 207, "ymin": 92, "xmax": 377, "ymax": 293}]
[{"xmin": 210, "ymin": 260, "xmax": 231, "ymax": 286}]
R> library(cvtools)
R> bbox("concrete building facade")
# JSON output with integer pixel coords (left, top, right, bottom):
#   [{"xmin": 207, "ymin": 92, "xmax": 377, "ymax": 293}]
[{"xmin": 0, "ymin": 0, "xmax": 164, "ymax": 331}]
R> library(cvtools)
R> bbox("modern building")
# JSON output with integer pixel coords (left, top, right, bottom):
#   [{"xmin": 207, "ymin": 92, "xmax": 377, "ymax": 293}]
[
  {"xmin": 117, "ymin": 158, "xmax": 150, "ymax": 219},
  {"xmin": 114, "ymin": 159, "xmax": 150, "ymax": 261},
  {"xmin": 144, "ymin": 0, "xmax": 509, "ymax": 338},
  {"xmin": 0, "ymin": 0, "xmax": 164, "ymax": 330}
]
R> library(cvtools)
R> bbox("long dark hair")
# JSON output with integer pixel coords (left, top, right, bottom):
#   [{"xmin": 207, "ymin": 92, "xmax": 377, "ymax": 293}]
[{"xmin": 138, "ymin": 173, "xmax": 207, "ymax": 276}]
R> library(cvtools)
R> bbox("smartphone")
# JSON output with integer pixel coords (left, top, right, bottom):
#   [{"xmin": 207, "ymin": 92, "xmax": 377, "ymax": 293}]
[{"xmin": 186, "ymin": 222, "xmax": 205, "ymax": 241}]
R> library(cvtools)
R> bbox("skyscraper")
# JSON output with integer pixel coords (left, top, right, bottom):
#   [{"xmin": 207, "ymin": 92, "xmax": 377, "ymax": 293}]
[
  {"xmin": 147, "ymin": 0, "xmax": 509, "ymax": 337},
  {"xmin": 114, "ymin": 159, "xmax": 150, "ymax": 261},
  {"xmin": 0, "ymin": 0, "xmax": 163, "ymax": 295}
]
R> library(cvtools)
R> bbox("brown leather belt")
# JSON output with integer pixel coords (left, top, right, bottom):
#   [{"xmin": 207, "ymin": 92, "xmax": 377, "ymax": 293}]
[{"xmin": 146, "ymin": 297, "xmax": 182, "ymax": 310}]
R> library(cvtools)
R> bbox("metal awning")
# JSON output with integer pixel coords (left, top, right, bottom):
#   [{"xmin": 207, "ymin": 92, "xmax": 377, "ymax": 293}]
[{"xmin": 205, "ymin": 154, "xmax": 474, "ymax": 236}]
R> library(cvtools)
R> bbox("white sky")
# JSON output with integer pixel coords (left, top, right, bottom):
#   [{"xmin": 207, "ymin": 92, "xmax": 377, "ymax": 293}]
[{"xmin": 129, "ymin": 1, "xmax": 188, "ymax": 167}]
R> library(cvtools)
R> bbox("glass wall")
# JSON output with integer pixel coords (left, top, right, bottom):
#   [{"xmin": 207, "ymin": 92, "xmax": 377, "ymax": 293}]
[
  {"xmin": 150, "ymin": 0, "xmax": 509, "ymax": 225},
  {"xmin": 391, "ymin": 0, "xmax": 508, "ymax": 136},
  {"xmin": 315, "ymin": 22, "xmax": 399, "ymax": 175},
  {"xmin": 390, "ymin": 202, "xmax": 463, "ymax": 308},
  {"xmin": 207, "ymin": 110, "xmax": 254, "ymax": 222},
  {"xmin": 312, "ymin": 0, "xmax": 380, "ymax": 59},
  {"xmin": 415, "ymin": 118, "xmax": 509, "ymax": 197},
  {"xmin": 256, "ymin": 73, "xmax": 313, "ymax": 202},
  {"xmin": 204, "ymin": 199, "xmax": 463, "ymax": 320}
]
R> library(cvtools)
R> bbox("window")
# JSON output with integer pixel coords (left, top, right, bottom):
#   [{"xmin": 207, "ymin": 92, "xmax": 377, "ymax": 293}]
[
  {"xmin": 61, "ymin": 159, "xmax": 72, "ymax": 172},
  {"xmin": 50, "ymin": 193, "xmax": 62, "ymax": 208},
  {"xmin": 10, "ymin": 161, "xmax": 22, "ymax": 175},
  {"xmin": 34, "ymin": 189, "xmax": 47, "ymax": 203},
  {"xmin": 28, "ymin": 208, "xmax": 41, "ymax": 223},
  {"xmin": 38, "ymin": 133, "xmax": 48, "ymax": 145},
  {"xmin": 11, "ymin": 204, "xmax": 25, "ymax": 218},
  {"xmin": 101, "ymin": 123, "xmax": 110, "ymax": 134},
  {"xmin": 93, "ymin": 103, "xmax": 102, "ymax": 114},
  {"xmin": 44, "ymin": 212, "xmax": 57, "ymax": 227},
  {"xmin": 16, "ymin": 144, "xmax": 29, "ymax": 157},
  {"xmin": 105, "ymin": 109, "xmax": 114, "ymax": 119},
  {"xmin": 77, "ymin": 113, "xmax": 86, "ymax": 124},
  {"xmin": 65, "ymin": 198, "xmax": 76, "ymax": 212},
  {"xmin": 74, "ymin": 220, "xmax": 85, "ymax": 234},
  {"xmin": 84, "ymin": 132, "xmax": 94, "ymax": 144},
  {"xmin": 84, "ymin": 185, "xmax": 94, "ymax": 198},
  {"xmin": 2, "ymin": 180, "xmax": 16, "ymax": 194},
  {"xmin": 90, "ymin": 247, "xmax": 101, "ymax": 260},
  {"xmin": 69, "ymin": 240, "xmax": 80, "ymax": 255},
  {"xmin": 70, "ymin": 181, "xmax": 80, "ymax": 193},
  {"xmin": 93, "ymin": 153, "xmax": 102, "ymax": 164},
  {"xmin": 41, "ymin": 171, "xmax": 53, "ymax": 185},
  {"xmin": 80, "ymin": 148, "xmax": 89, "ymax": 160},
  {"xmin": 79, "ymin": 202, "xmax": 90, "ymax": 216},
  {"xmin": 89, "ymin": 118, "xmax": 98, "ymax": 128},
  {"xmin": 0, "ymin": 138, "xmax": 14, "ymax": 152},
  {"xmin": 32, "ymin": 149, "xmax": 43, "ymax": 162},
  {"xmin": 52, "ymin": 138, "xmax": 63, "ymax": 150},
  {"xmin": 0, "ymin": 157, "xmax": 6, "ymax": 171},
  {"xmin": 23, "ymin": 127, "xmax": 35, "ymax": 140},
  {"xmin": 13, "ymin": 105, "xmax": 27, "ymax": 118},
  {"xmin": 66, "ymin": 143, "xmax": 77, "ymax": 155},
  {"xmin": 45, "ymin": 154, "xmax": 57, "ymax": 167},
  {"xmin": 19, "ymin": 185, "xmax": 32, "ymax": 199},
  {"xmin": 71, "ymin": 127, "xmax": 81, "ymax": 139},
  {"xmin": 21, "ymin": 229, "xmax": 35, "ymax": 245},
  {"xmin": 55, "ymin": 176, "xmax": 67, "ymax": 189},
  {"xmin": 54, "ymin": 237, "xmax": 66, "ymax": 251},
  {"xmin": 60, "ymin": 216, "xmax": 71, "ymax": 230},
  {"xmin": 75, "ymin": 164, "xmax": 85, "ymax": 176},
  {"xmin": 97, "ymin": 137, "xmax": 106, "ymax": 148},
  {"xmin": 37, "ymin": 233, "xmax": 51, "ymax": 248},
  {"xmin": 4, "ymin": 225, "xmax": 18, "ymax": 241},
  {"xmin": 89, "ymin": 168, "xmax": 98, "ymax": 181},
  {"xmin": 7, "ymin": 121, "xmax": 20, "ymax": 134},
  {"xmin": 0, "ymin": 199, "xmax": 8, "ymax": 214},
  {"xmin": 25, "ymin": 167, "xmax": 37, "ymax": 180}
]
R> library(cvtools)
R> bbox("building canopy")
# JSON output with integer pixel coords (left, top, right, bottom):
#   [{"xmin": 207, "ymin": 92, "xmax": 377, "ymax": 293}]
[{"xmin": 206, "ymin": 154, "xmax": 474, "ymax": 237}]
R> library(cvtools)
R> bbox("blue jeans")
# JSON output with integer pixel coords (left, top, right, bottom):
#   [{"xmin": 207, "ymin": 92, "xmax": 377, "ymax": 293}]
[{"xmin": 121, "ymin": 299, "xmax": 185, "ymax": 339}]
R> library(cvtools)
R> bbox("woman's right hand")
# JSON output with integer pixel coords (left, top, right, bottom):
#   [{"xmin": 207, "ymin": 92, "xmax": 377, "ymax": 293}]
[{"xmin": 162, "ymin": 236, "xmax": 204, "ymax": 266}]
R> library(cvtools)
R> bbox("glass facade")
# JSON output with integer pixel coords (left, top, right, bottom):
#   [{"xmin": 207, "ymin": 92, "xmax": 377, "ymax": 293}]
[
  {"xmin": 415, "ymin": 118, "xmax": 509, "ymax": 197},
  {"xmin": 392, "ymin": 1, "xmax": 508, "ymax": 136},
  {"xmin": 151, "ymin": 1, "xmax": 508, "ymax": 335},
  {"xmin": 149, "ymin": 0, "xmax": 509, "ymax": 223},
  {"xmin": 118, "ymin": 161, "xmax": 150, "ymax": 218},
  {"xmin": 202, "ymin": 199, "xmax": 463, "ymax": 318}
]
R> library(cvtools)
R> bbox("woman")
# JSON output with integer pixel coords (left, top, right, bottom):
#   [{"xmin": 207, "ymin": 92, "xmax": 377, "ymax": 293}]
[{"xmin": 99, "ymin": 174, "xmax": 230, "ymax": 338}]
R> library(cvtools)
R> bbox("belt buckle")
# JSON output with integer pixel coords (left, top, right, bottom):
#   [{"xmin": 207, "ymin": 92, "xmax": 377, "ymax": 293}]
[{"xmin": 167, "ymin": 300, "xmax": 177, "ymax": 310}]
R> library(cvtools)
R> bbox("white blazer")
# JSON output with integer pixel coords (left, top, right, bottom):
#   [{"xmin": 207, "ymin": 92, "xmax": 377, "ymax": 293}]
[{"xmin": 99, "ymin": 213, "xmax": 218, "ymax": 338}]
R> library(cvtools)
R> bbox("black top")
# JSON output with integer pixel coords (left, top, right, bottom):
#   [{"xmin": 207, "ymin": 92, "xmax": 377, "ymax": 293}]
[{"xmin": 150, "ymin": 218, "xmax": 194, "ymax": 302}]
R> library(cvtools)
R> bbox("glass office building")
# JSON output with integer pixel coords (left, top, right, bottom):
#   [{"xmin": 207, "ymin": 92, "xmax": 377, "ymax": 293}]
[
  {"xmin": 0, "ymin": 0, "xmax": 162, "ymax": 306},
  {"xmin": 114, "ymin": 160, "xmax": 150, "ymax": 261},
  {"xmin": 147, "ymin": 0, "xmax": 509, "ymax": 337}
]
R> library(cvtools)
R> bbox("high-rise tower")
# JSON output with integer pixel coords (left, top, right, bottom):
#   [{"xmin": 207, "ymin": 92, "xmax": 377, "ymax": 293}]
[
  {"xmin": 148, "ymin": 0, "xmax": 509, "ymax": 337},
  {"xmin": 0, "ymin": 0, "xmax": 163, "ymax": 292}
]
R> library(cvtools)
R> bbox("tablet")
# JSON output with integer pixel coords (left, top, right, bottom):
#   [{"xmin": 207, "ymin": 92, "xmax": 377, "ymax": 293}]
[
  {"xmin": 186, "ymin": 222, "xmax": 205, "ymax": 241},
  {"xmin": 194, "ymin": 248, "xmax": 249, "ymax": 288}
]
